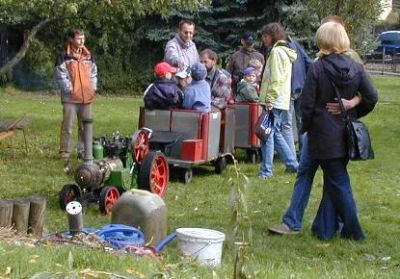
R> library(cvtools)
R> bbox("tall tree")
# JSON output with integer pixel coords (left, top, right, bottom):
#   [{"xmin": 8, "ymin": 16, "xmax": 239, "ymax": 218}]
[
  {"xmin": 305, "ymin": 0, "xmax": 382, "ymax": 55},
  {"xmin": 134, "ymin": 0, "xmax": 298, "ymax": 65},
  {"xmin": 0, "ymin": 0, "xmax": 211, "ymax": 75}
]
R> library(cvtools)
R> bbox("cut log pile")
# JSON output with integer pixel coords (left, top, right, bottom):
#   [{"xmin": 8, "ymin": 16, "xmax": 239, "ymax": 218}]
[{"xmin": 0, "ymin": 196, "xmax": 46, "ymax": 236}]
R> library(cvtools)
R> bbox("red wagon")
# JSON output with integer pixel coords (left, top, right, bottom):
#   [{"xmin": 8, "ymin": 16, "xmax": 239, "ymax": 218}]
[
  {"xmin": 230, "ymin": 102, "xmax": 263, "ymax": 163},
  {"xmin": 135, "ymin": 107, "xmax": 235, "ymax": 184}
]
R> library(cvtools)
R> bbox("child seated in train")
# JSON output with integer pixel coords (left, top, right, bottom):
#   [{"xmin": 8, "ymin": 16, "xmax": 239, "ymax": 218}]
[
  {"xmin": 175, "ymin": 67, "xmax": 191, "ymax": 91},
  {"xmin": 182, "ymin": 63, "xmax": 211, "ymax": 112},
  {"xmin": 143, "ymin": 62, "xmax": 183, "ymax": 110},
  {"xmin": 235, "ymin": 67, "xmax": 259, "ymax": 103},
  {"xmin": 248, "ymin": 58, "xmax": 264, "ymax": 83}
]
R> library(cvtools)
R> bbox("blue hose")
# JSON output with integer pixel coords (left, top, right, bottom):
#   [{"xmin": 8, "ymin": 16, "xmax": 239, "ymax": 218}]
[
  {"xmin": 155, "ymin": 232, "xmax": 177, "ymax": 253},
  {"xmin": 96, "ymin": 224, "xmax": 145, "ymax": 249}
]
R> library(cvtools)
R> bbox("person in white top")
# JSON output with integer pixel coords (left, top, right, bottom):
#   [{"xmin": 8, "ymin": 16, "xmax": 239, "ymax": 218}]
[{"xmin": 164, "ymin": 20, "xmax": 200, "ymax": 70}]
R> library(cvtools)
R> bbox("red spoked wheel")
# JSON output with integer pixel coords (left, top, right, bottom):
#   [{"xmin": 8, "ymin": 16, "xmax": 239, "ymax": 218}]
[
  {"xmin": 132, "ymin": 128, "xmax": 152, "ymax": 165},
  {"xmin": 59, "ymin": 184, "xmax": 82, "ymax": 210},
  {"xmin": 138, "ymin": 151, "xmax": 169, "ymax": 196},
  {"xmin": 99, "ymin": 186, "xmax": 120, "ymax": 215}
]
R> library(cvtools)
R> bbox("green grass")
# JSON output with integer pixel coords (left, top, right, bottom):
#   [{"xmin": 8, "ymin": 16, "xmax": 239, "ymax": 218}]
[{"xmin": 0, "ymin": 76, "xmax": 400, "ymax": 278}]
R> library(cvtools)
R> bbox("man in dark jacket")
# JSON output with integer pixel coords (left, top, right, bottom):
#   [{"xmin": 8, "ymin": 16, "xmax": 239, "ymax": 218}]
[
  {"xmin": 55, "ymin": 28, "xmax": 97, "ymax": 171},
  {"xmin": 287, "ymin": 37, "xmax": 313, "ymax": 150},
  {"xmin": 227, "ymin": 32, "xmax": 264, "ymax": 95}
]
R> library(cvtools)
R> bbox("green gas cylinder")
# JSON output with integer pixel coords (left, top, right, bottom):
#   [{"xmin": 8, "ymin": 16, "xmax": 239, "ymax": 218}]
[{"xmin": 93, "ymin": 140, "xmax": 104, "ymax": 159}]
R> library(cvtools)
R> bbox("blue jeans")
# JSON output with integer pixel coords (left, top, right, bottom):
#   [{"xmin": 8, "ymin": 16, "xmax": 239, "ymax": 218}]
[
  {"xmin": 259, "ymin": 108, "xmax": 298, "ymax": 177},
  {"xmin": 312, "ymin": 158, "xmax": 365, "ymax": 240},
  {"xmin": 281, "ymin": 104, "xmax": 297, "ymax": 159},
  {"xmin": 282, "ymin": 134, "xmax": 319, "ymax": 230}
]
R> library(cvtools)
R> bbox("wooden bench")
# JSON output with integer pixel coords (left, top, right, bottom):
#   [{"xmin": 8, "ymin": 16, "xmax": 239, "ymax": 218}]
[{"xmin": 0, "ymin": 116, "xmax": 31, "ymax": 152}]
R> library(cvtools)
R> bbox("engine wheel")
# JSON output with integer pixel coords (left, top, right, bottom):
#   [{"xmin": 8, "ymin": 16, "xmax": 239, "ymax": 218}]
[
  {"xmin": 138, "ymin": 151, "xmax": 169, "ymax": 196},
  {"xmin": 132, "ymin": 128, "xmax": 152, "ymax": 165},
  {"xmin": 59, "ymin": 184, "xmax": 82, "ymax": 210},
  {"xmin": 215, "ymin": 156, "xmax": 227, "ymax": 174},
  {"xmin": 99, "ymin": 186, "xmax": 120, "ymax": 215}
]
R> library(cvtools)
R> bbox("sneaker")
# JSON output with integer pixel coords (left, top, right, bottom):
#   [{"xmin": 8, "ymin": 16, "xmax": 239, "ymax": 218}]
[
  {"xmin": 256, "ymin": 174, "xmax": 272, "ymax": 180},
  {"xmin": 267, "ymin": 223, "xmax": 300, "ymax": 235}
]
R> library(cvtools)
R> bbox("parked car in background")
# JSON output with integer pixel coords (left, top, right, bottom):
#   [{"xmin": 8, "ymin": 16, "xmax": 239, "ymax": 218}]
[{"xmin": 368, "ymin": 31, "xmax": 400, "ymax": 60}]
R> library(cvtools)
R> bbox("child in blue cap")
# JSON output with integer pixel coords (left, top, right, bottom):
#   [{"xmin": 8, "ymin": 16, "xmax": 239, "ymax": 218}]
[
  {"xmin": 235, "ymin": 66, "xmax": 259, "ymax": 102},
  {"xmin": 182, "ymin": 63, "xmax": 211, "ymax": 112}
]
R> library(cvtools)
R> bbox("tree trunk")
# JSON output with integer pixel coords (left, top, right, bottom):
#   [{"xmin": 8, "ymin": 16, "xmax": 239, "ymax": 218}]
[{"xmin": 0, "ymin": 18, "xmax": 54, "ymax": 76}]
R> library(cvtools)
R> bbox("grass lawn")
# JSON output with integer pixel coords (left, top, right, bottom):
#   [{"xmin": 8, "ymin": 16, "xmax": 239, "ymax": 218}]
[{"xmin": 0, "ymin": 76, "xmax": 399, "ymax": 278}]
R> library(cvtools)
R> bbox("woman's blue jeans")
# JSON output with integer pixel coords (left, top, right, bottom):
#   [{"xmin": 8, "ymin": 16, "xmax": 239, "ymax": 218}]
[{"xmin": 311, "ymin": 158, "xmax": 365, "ymax": 240}]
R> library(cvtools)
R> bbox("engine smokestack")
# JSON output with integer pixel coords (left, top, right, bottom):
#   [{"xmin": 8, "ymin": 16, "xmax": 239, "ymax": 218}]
[{"xmin": 82, "ymin": 118, "xmax": 94, "ymax": 162}]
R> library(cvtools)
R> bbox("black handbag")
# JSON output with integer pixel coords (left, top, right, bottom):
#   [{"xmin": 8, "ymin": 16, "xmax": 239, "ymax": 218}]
[
  {"xmin": 331, "ymin": 82, "xmax": 374, "ymax": 161},
  {"xmin": 255, "ymin": 109, "xmax": 274, "ymax": 142}
]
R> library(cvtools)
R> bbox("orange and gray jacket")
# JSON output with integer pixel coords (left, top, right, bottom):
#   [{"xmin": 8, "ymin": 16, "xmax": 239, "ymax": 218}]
[{"xmin": 55, "ymin": 44, "xmax": 97, "ymax": 104}]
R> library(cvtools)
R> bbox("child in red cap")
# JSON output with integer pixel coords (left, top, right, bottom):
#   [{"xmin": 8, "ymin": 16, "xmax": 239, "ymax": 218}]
[{"xmin": 144, "ymin": 62, "xmax": 184, "ymax": 110}]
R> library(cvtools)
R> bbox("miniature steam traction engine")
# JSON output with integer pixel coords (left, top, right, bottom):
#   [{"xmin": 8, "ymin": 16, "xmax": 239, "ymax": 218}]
[{"xmin": 58, "ymin": 119, "xmax": 169, "ymax": 214}]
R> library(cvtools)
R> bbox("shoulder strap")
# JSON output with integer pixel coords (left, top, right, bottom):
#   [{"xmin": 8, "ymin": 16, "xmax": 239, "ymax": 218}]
[
  {"xmin": 143, "ymin": 83, "xmax": 154, "ymax": 96},
  {"xmin": 330, "ymin": 81, "xmax": 349, "ymax": 121},
  {"xmin": 321, "ymin": 60, "xmax": 349, "ymax": 121}
]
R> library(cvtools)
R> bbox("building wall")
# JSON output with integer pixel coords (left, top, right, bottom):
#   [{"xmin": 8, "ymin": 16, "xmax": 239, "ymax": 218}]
[{"xmin": 380, "ymin": 0, "xmax": 392, "ymax": 20}]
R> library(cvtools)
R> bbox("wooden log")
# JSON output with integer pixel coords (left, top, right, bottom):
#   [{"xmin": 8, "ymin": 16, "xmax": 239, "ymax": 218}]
[
  {"xmin": 12, "ymin": 198, "xmax": 30, "ymax": 234},
  {"xmin": 0, "ymin": 199, "xmax": 13, "ymax": 228},
  {"xmin": 28, "ymin": 196, "xmax": 46, "ymax": 237}
]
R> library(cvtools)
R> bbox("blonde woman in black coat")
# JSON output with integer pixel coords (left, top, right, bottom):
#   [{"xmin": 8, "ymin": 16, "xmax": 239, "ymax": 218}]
[{"xmin": 300, "ymin": 22, "xmax": 378, "ymax": 240}]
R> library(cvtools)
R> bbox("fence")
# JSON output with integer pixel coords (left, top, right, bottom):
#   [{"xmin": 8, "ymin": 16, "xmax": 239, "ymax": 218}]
[{"xmin": 364, "ymin": 53, "xmax": 400, "ymax": 76}]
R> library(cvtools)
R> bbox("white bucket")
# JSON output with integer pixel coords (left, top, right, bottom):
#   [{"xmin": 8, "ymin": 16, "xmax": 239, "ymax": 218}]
[{"xmin": 176, "ymin": 228, "xmax": 225, "ymax": 266}]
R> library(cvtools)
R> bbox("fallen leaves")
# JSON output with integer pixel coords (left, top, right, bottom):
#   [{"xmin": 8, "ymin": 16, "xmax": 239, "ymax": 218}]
[
  {"xmin": 5, "ymin": 266, "xmax": 12, "ymax": 275},
  {"xmin": 315, "ymin": 243, "xmax": 331, "ymax": 248}
]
